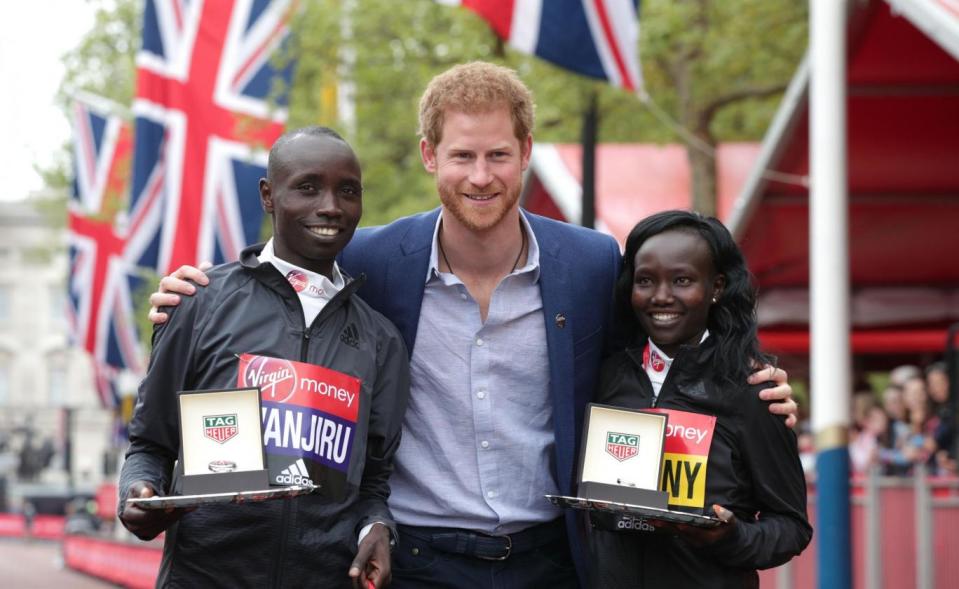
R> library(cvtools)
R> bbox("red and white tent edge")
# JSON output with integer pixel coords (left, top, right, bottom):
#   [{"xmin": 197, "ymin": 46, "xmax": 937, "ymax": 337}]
[{"xmin": 728, "ymin": 0, "xmax": 959, "ymax": 356}]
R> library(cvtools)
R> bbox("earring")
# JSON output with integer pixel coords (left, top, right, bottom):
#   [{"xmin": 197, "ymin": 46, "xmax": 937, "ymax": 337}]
[{"xmin": 712, "ymin": 297, "xmax": 717, "ymax": 304}]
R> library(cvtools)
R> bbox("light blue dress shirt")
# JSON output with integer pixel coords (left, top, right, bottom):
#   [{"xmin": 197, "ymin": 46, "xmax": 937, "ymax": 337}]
[{"xmin": 387, "ymin": 211, "xmax": 563, "ymax": 534}]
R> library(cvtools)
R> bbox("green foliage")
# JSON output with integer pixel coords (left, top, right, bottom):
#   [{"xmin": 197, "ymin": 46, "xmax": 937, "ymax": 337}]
[
  {"xmin": 46, "ymin": 0, "xmax": 809, "ymax": 343},
  {"xmin": 37, "ymin": 0, "xmax": 140, "ymax": 227},
  {"xmin": 47, "ymin": 0, "xmax": 807, "ymax": 226},
  {"xmin": 639, "ymin": 0, "xmax": 807, "ymax": 139},
  {"xmin": 284, "ymin": 0, "xmax": 806, "ymax": 221},
  {"xmin": 59, "ymin": 0, "xmax": 139, "ymax": 107},
  {"xmin": 287, "ymin": 0, "xmax": 673, "ymax": 225}
]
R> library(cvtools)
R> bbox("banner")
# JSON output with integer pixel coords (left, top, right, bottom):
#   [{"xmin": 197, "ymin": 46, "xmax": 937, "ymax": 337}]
[
  {"xmin": 237, "ymin": 353, "xmax": 362, "ymax": 500},
  {"xmin": 647, "ymin": 408, "xmax": 717, "ymax": 510}
]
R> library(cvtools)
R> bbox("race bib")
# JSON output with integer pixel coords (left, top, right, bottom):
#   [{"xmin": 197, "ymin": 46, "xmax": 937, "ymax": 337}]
[
  {"xmin": 237, "ymin": 353, "xmax": 361, "ymax": 497},
  {"xmin": 646, "ymin": 409, "xmax": 716, "ymax": 509}
]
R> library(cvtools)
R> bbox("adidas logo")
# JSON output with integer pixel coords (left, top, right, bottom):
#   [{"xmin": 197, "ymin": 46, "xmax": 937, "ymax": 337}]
[
  {"xmin": 275, "ymin": 459, "xmax": 314, "ymax": 486},
  {"xmin": 616, "ymin": 516, "xmax": 655, "ymax": 532},
  {"xmin": 340, "ymin": 323, "xmax": 360, "ymax": 348}
]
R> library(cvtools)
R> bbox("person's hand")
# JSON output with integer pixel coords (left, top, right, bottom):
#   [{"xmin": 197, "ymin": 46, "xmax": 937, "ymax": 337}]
[
  {"xmin": 749, "ymin": 364, "xmax": 798, "ymax": 428},
  {"xmin": 349, "ymin": 523, "xmax": 392, "ymax": 589},
  {"xmin": 148, "ymin": 262, "xmax": 213, "ymax": 324},
  {"xmin": 119, "ymin": 482, "xmax": 191, "ymax": 541},
  {"xmin": 655, "ymin": 504, "xmax": 737, "ymax": 547}
]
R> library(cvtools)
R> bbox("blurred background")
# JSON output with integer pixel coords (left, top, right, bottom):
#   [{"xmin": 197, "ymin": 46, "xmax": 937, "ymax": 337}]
[{"xmin": 0, "ymin": 0, "xmax": 957, "ymax": 587}]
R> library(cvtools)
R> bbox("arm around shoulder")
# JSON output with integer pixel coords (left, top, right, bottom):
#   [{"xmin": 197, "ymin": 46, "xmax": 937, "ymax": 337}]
[
  {"xmin": 353, "ymin": 323, "xmax": 411, "ymax": 533},
  {"xmin": 703, "ymin": 384, "xmax": 812, "ymax": 569}
]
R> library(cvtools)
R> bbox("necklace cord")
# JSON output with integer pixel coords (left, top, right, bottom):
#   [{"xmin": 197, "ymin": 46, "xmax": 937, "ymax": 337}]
[{"xmin": 439, "ymin": 220, "xmax": 527, "ymax": 276}]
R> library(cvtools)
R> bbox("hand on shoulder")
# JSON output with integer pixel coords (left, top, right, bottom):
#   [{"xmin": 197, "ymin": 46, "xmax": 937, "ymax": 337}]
[
  {"xmin": 148, "ymin": 262, "xmax": 212, "ymax": 324},
  {"xmin": 748, "ymin": 364, "xmax": 798, "ymax": 428}
]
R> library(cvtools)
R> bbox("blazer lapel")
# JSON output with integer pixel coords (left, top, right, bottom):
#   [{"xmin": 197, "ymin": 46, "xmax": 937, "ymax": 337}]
[
  {"xmin": 384, "ymin": 209, "xmax": 439, "ymax": 354},
  {"xmin": 529, "ymin": 215, "xmax": 577, "ymax": 496}
]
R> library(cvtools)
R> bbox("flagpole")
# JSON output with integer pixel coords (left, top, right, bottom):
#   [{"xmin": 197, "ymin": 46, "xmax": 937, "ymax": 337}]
[
  {"xmin": 810, "ymin": 0, "xmax": 851, "ymax": 587},
  {"xmin": 580, "ymin": 91, "xmax": 598, "ymax": 229}
]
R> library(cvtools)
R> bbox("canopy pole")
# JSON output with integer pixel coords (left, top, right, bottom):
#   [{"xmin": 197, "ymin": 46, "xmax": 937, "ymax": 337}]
[
  {"xmin": 580, "ymin": 91, "xmax": 598, "ymax": 229},
  {"xmin": 810, "ymin": 1, "xmax": 852, "ymax": 588}
]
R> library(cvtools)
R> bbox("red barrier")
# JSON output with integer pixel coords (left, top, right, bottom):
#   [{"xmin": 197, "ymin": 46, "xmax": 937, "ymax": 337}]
[
  {"xmin": 96, "ymin": 482, "xmax": 118, "ymax": 521},
  {"xmin": 48, "ymin": 475, "xmax": 959, "ymax": 588},
  {"xmin": 758, "ymin": 478, "xmax": 959, "ymax": 588},
  {"xmin": 0, "ymin": 513, "xmax": 25, "ymax": 537},
  {"xmin": 63, "ymin": 535, "xmax": 161, "ymax": 589},
  {"xmin": 31, "ymin": 515, "xmax": 66, "ymax": 540}
]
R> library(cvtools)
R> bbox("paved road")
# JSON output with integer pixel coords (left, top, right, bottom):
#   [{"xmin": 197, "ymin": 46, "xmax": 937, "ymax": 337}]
[{"xmin": 0, "ymin": 538, "xmax": 115, "ymax": 588}]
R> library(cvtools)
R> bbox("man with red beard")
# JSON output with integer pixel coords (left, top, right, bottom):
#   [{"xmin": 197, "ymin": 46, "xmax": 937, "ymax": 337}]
[{"xmin": 148, "ymin": 62, "xmax": 797, "ymax": 588}]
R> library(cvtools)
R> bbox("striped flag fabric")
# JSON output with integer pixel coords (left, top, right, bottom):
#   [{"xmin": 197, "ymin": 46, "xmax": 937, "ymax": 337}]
[
  {"xmin": 67, "ymin": 98, "xmax": 145, "ymax": 407},
  {"xmin": 441, "ymin": 0, "xmax": 642, "ymax": 91},
  {"xmin": 129, "ymin": 0, "xmax": 296, "ymax": 275}
]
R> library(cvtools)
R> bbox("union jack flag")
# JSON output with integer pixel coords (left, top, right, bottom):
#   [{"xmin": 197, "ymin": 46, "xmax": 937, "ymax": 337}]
[
  {"xmin": 129, "ymin": 0, "xmax": 296, "ymax": 275},
  {"xmin": 441, "ymin": 0, "xmax": 642, "ymax": 91},
  {"xmin": 67, "ymin": 98, "xmax": 145, "ymax": 408}
]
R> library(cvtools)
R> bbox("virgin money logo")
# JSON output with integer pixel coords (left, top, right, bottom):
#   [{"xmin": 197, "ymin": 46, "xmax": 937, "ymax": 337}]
[
  {"xmin": 285, "ymin": 270, "xmax": 308, "ymax": 293},
  {"xmin": 650, "ymin": 351, "xmax": 666, "ymax": 372},
  {"xmin": 241, "ymin": 355, "xmax": 298, "ymax": 403}
]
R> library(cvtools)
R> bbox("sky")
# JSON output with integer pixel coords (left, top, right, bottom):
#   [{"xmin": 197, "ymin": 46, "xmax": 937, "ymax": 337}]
[{"xmin": 0, "ymin": 1, "xmax": 97, "ymax": 202}]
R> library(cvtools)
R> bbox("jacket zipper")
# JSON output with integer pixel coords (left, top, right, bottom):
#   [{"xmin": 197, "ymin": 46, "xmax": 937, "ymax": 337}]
[
  {"xmin": 635, "ymin": 342, "xmax": 688, "ymax": 409},
  {"xmin": 269, "ymin": 277, "xmax": 363, "ymax": 588}
]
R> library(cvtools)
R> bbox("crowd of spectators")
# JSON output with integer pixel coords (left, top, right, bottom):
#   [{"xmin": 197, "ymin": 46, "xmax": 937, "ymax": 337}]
[
  {"xmin": 849, "ymin": 362, "xmax": 955, "ymax": 477},
  {"xmin": 796, "ymin": 362, "xmax": 956, "ymax": 479}
]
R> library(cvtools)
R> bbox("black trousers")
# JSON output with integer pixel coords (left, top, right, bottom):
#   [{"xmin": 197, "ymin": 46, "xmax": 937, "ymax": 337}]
[{"xmin": 391, "ymin": 520, "xmax": 579, "ymax": 589}]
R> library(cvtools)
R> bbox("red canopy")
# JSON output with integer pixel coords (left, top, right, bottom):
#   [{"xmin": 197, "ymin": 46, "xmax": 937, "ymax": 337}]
[
  {"xmin": 522, "ymin": 142, "xmax": 757, "ymax": 238},
  {"xmin": 728, "ymin": 0, "xmax": 959, "ymax": 355},
  {"xmin": 522, "ymin": 0, "xmax": 959, "ymax": 358}
]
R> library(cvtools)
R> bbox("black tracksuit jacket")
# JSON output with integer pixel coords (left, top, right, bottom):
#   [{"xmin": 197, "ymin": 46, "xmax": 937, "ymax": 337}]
[
  {"xmin": 119, "ymin": 244, "xmax": 410, "ymax": 588},
  {"xmin": 588, "ymin": 337, "xmax": 812, "ymax": 588}
]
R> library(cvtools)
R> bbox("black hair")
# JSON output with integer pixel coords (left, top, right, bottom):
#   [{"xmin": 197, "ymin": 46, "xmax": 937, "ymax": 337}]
[
  {"xmin": 615, "ymin": 210, "xmax": 771, "ymax": 386},
  {"xmin": 925, "ymin": 361, "xmax": 946, "ymax": 377},
  {"xmin": 267, "ymin": 126, "xmax": 347, "ymax": 181}
]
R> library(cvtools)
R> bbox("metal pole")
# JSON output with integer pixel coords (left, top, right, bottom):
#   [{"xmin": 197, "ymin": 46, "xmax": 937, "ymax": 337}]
[
  {"xmin": 865, "ymin": 466, "xmax": 881, "ymax": 589},
  {"xmin": 580, "ymin": 91, "xmax": 598, "ymax": 229},
  {"xmin": 777, "ymin": 559, "xmax": 794, "ymax": 589},
  {"xmin": 810, "ymin": 1, "xmax": 852, "ymax": 588},
  {"xmin": 947, "ymin": 323, "xmax": 959, "ymax": 461},
  {"xmin": 914, "ymin": 462, "xmax": 933, "ymax": 589},
  {"xmin": 64, "ymin": 407, "xmax": 74, "ymax": 495}
]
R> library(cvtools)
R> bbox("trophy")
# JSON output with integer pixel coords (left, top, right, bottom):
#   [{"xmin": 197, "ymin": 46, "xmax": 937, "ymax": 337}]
[
  {"xmin": 547, "ymin": 403, "xmax": 722, "ymax": 528},
  {"xmin": 177, "ymin": 387, "xmax": 270, "ymax": 495},
  {"xmin": 127, "ymin": 354, "xmax": 365, "ymax": 510}
]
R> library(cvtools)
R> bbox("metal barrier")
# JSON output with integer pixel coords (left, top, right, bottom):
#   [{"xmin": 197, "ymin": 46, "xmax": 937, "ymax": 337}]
[{"xmin": 759, "ymin": 469, "xmax": 959, "ymax": 588}]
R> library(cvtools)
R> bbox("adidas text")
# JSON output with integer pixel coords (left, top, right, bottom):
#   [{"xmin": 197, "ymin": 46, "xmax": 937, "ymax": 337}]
[
  {"xmin": 276, "ymin": 473, "xmax": 313, "ymax": 485},
  {"xmin": 617, "ymin": 517, "xmax": 655, "ymax": 532}
]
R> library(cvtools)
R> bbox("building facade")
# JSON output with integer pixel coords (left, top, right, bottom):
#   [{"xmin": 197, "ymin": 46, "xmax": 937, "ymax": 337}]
[{"xmin": 0, "ymin": 199, "xmax": 117, "ymax": 506}]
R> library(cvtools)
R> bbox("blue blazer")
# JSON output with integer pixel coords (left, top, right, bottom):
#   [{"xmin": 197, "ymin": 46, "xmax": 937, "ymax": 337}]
[{"xmin": 339, "ymin": 208, "xmax": 622, "ymax": 582}]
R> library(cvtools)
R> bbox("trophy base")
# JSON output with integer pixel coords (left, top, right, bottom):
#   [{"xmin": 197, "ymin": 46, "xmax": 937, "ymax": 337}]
[{"xmin": 546, "ymin": 494, "xmax": 723, "ymax": 529}]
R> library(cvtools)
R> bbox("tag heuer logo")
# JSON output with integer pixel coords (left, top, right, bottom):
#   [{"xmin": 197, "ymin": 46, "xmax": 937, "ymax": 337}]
[
  {"xmin": 203, "ymin": 414, "xmax": 238, "ymax": 444},
  {"xmin": 606, "ymin": 432, "xmax": 639, "ymax": 462}
]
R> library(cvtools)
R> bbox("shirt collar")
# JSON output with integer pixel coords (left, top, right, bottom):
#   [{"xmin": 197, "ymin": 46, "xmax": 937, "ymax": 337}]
[
  {"xmin": 425, "ymin": 210, "xmax": 541, "ymax": 284},
  {"xmin": 647, "ymin": 330, "xmax": 711, "ymax": 362},
  {"xmin": 257, "ymin": 238, "xmax": 346, "ymax": 296}
]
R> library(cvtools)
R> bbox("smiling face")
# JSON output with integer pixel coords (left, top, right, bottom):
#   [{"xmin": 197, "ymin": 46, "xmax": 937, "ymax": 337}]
[
  {"xmin": 631, "ymin": 229, "xmax": 725, "ymax": 358},
  {"xmin": 420, "ymin": 107, "xmax": 531, "ymax": 233},
  {"xmin": 259, "ymin": 133, "xmax": 362, "ymax": 277}
]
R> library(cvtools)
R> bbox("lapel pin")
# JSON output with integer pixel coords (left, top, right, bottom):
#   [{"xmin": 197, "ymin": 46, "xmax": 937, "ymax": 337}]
[{"xmin": 555, "ymin": 313, "xmax": 566, "ymax": 329}]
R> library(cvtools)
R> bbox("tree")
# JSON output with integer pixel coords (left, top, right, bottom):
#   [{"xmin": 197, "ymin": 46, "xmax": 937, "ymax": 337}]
[
  {"xmin": 287, "ymin": 0, "xmax": 603, "ymax": 225},
  {"xmin": 288, "ymin": 0, "xmax": 806, "ymax": 219},
  {"xmin": 50, "ymin": 0, "xmax": 806, "ymax": 226},
  {"xmin": 638, "ymin": 0, "xmax": 807, "ymax": 215},
  {"xmin": 43, "ymin": 0, "xmax": 139, "ymax": 203},
  {"xmin": 43, "ymin": 0, "xmax": 807, "ymax": 351}
]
